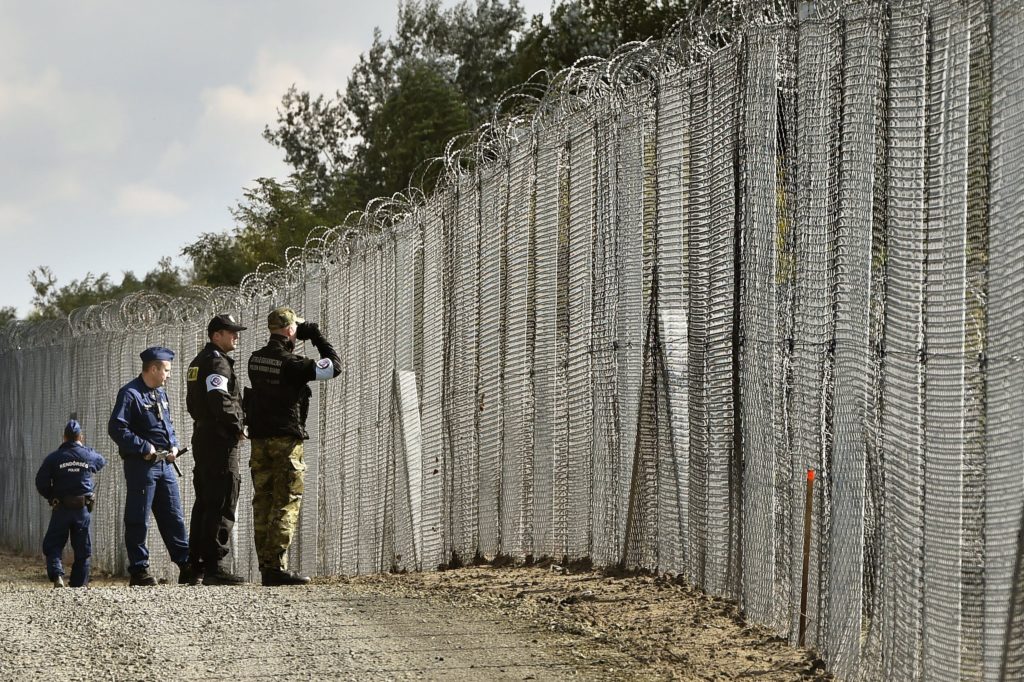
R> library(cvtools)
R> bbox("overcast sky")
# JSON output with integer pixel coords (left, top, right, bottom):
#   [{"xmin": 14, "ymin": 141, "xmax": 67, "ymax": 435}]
[{"xmin": 0, "ymin": 0, "xmax": 550, "ymax": 316}]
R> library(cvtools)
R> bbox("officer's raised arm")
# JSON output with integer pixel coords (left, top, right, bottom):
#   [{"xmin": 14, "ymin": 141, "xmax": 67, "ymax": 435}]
[{"xmin": 294, "ymin": 321, "xmax": 341, "ymax": 381}]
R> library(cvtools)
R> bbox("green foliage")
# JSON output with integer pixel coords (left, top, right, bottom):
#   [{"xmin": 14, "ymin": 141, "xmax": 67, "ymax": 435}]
[
  {"xmin": 0, "ymin": 306, "xmax": 15, "ymax": 326},
  {"xmin": 358, "ymin": 60, "xmax": 472, "ymax": 198},
  {"xmin": 27, "ymin": 258, "xmax": 187, "ymax": 320}
]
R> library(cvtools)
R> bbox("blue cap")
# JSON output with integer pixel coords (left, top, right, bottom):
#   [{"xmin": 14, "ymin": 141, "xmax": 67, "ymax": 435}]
[
  {"xmin": 64, "ymin": 419, "xmax": 82, "ymax": 439},
  {"xmin": 140, "ymin": 346, "xmax": 175, "ymax": 363}
]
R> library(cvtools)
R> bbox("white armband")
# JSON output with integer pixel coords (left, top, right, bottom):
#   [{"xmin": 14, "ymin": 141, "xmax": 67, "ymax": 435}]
[
  {"xmin": 314, "ymin": 358, "xmax": 335, "ymax": 381},
  {"xmin": 206, "ymin": 373, "xmax": 230, "ymax": 393}
]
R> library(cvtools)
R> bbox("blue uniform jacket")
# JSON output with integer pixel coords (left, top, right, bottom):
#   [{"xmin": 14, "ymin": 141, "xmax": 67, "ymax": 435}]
[
  {"xmin": 108, "ymin": 376, "xmax": 179, "ymax": 456},
  {"xmin": 35, "ymin": 441, "xmax": 106, "ymax": 499}
]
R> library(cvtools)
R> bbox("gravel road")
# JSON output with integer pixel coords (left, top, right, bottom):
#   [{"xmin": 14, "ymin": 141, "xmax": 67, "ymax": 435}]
[
  {"xmin": 0, "ymin": 554, "xmax": 627, "ymax": 681},
  {"xmin": 0, "ymin": 552, "xmax": 827, "ymax": 680}
]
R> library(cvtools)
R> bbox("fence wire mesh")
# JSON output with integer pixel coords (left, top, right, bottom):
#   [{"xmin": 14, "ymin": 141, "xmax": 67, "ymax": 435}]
[{"xmin": 2, "ymin": 2, "xmax": 1023, "ymax": 679}]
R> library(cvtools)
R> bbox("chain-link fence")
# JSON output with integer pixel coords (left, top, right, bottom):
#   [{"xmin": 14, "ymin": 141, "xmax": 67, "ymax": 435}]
[{"xmin": 2, "ymin": 1, "xmax": 1022, "ymax": 678}]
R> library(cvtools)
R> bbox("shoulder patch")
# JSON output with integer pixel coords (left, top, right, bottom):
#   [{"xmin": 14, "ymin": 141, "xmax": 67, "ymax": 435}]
[
  {"xmin": 314, "ymin": 358, "xmax": 335, "ymax": 381},
  {"xmin": 187, "ymin": 366, "xmax": 199, "ymax": 382},
  {"xmin": 206, "ymin": 373, "xmax": 230, "ymax": 393}
]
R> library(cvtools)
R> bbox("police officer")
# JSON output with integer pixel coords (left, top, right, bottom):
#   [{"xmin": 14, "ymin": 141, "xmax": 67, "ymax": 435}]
[
  {"xmin": 108, "ymin": 346, "xmax": 193, "ymax": 586},
  {"xmin": 185, "ymin": 314, "xmax": 248, "ymax": 586},
  {"xmin": 246, "ymin": 307, "xmax": 341, "ymax": 586},
  {"xmin": 35, "ymin": 419, "xmax": 106, "ymax": 588}
]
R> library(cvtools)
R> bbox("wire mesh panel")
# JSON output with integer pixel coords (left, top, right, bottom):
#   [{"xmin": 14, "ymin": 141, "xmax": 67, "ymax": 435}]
[
  {"xmin": 961, "ymin": 0, "xmax": 993, "ymax": 677},
  {"xmin": 824, "ymin": 3, "xmax": 884, "ymax": 677},
  {"xmin": 612, "ymin": 96, "xmax": 647, "ymax": 568},
  {"xmin": 341, "ymin": 247, "xmax": 364, "ymax": 574},
  {"xmin": 378, "ymin": 238, "xmax": 399, "ymax": 573},
  {"xmin": 477, "ymin": 163, "xmax": 506, "ymax": 557},
  {"xmin": 452, "ymin": 176, "xmax": 481, "ymax": 563},
  {"xmin": 566, "ymin": 114, "xmax": 596, "ymax": 561},
  {"xmin": 740, "ymin": 23, "xmax": 782, "ymax": 629},
  {"xmin": 654, "ymin": 64, "xmax": 690, "ymax": 577},
  {"xmin": 320, "ymin": 252, "xmax": 349, "ymax": 575},
  {"xmin": 393, "ymin": 223, "xmax": 421, "ymax": 571},
  {"xmin": 532, "ymin": 121, "xmax": 563, "ymax": 559},
  {"xmin": 298, "ymin": 274, "xmax": 322, "ymax": 576},
  {"xmin": 986, "ymin": 3, "xmax": 1024, "ymax": 679},
  {"xmin": 686, "ymin": 59, "xmax": 713, "ymax": 590},
  {"xmin": 881, "ymin": 0, "xmax": 929, "ymax": 676},
  {"xmin": 790, "ymin": 11, "xmax": 840, "ymax": 648},
  {"xmin": 420, "ymin": 193, "xmax": 448, "ymax": 569},
  {"xmin": 922, "ymin": 2, "xmax": 971, "ymax": 679},
  {"xmin": 591, "ymin": 100, "xmax": 620, "ymax": 567},
  {"xmin": 502, "ymin": 135, "xmax": 535, "ymax": 559},
  {"xmin": 705, "ymin": 44, "xmax": 741, "ymax": 599},
  {"xmin": 357, "ymin": 244, "xmax": 382, "ymax": 573}
]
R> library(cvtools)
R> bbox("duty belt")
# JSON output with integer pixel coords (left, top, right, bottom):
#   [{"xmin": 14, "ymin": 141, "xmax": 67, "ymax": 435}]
[{"xmin": 55, "ymin": 495, "xmax": 93, "ymax": 510}]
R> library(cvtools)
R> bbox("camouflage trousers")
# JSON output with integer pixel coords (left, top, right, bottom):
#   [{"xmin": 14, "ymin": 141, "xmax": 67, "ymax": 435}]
[{"xmin": 249, "ymin": 437, "xmax": 305, "ymax": 571}]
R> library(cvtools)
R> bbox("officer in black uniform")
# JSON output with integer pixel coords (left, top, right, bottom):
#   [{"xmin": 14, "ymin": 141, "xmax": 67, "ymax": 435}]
[{"xmin": 185, "ymin": 313, "xmax": 248, "ymax": 585}]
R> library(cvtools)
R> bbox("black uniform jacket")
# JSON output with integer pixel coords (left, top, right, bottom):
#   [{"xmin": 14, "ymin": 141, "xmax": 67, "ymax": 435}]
[
  {"xmin": 246, "ymin": 334, "xmax": 341, "ymax": 440},
  {"xmin": 186, "ymin": 342, "xmax": 244, "ymax": 440}
]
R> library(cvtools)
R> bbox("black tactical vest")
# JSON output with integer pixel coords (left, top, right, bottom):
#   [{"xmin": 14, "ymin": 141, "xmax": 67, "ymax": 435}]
[{"xmin": 246, "ymin": 336, "xmax": 314, "ymax": 440}]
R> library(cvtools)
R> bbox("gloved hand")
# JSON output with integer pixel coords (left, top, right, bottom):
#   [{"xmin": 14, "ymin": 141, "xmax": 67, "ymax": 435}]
[{"xmin": 295, "ymin": 321, "xmax": 321, "ymax": 341}]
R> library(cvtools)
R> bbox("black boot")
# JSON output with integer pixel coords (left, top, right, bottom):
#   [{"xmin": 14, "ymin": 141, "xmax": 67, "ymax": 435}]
[
  {"xmin": 52, "ymin": 575, "xmax": 65, "ymax": 588},
  {"xmin": 178, "ymin": 564, "xmax": 203, "ymax": 586},
  {"xmin": 204, "ymin": 569, "xmax": 246, "ymax": 586},
  {"xmin": 129, "ymin": 569, "xmax": 157, "ymax": 587},
  {"xmin": 261, "ymin": 568, "xmax": 310, "ymax": 586}
]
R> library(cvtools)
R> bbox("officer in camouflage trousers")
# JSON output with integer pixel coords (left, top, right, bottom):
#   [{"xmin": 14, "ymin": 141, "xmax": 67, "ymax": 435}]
[
  {"xmin": 246, "ymin": 307, "xmax": 341, "ymax": 586},
  {"xmin": 185, "ymin": 314, "xmax": 249, "ymax": 586}
]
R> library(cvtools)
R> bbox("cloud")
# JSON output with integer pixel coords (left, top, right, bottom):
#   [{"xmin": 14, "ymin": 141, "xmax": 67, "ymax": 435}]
[
  {"xmin": 199, "ymin": 45, "xmax": 360, "ymax": 133},
  {"xmin": 113, "ymin": 183, "xmax": 188, "ymax": 217},
  {"xmin": 0, "ymin": 202, "xmax": 34, "ymax": 233}
]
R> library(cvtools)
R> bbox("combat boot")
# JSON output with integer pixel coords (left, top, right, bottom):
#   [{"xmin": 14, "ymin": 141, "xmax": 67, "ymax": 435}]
[
  {"xmin": 52, "ymin": 575, "xmax": 65, "ymax": 588},
  {"xmin": 261, "ymin": 568, "xmax": 310, "ymax": 586},
  {"xmin": 129, "ymin": 569, "xmax": 157, "ymax": 587},
  {"xmin": 203, "ymin": 570, "xmax": 246, "ymax": 586},
  {"xmin": 178, "ymin": 564, "xmax": 202, "ymax": 586}
]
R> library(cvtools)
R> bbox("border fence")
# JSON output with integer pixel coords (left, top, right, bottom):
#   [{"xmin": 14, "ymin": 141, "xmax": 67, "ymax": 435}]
[{"xmin": 2, "ymin": 1, "xmax": 1023, "ymax": 678}]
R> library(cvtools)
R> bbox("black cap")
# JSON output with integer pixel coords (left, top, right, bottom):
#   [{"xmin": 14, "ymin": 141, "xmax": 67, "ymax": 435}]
[{"xmin": 208, "ymin": 314, "xmax": 247, "ymax": 335}]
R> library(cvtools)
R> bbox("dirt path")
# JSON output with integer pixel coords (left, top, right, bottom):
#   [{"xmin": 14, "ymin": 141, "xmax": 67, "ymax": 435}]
[{"xmin": 0, "ymin": 552, "xmax": 828, "ymax": 680}]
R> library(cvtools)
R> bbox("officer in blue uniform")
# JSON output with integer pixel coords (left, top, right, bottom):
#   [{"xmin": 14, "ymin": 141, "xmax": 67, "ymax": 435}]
[
  {"xmin": 108, "ymin": 346, "xmax": 193, "ymax": 586},
  {"xmin": 35, "ymin": 419, "xmax": 106, "ymax": 588}
]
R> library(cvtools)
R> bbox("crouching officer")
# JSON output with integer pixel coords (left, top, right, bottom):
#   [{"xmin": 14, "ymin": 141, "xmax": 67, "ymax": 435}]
[
  {"xmin": 108, "ymin": 346, "xmax": 193, "ymax": 586},
  {"xmin": 35, "ymin": 420, "xmax": 106, "ymax": 588},
  {"xmin": 247, "ymin": 307, "xmax": 341, "ymax": 586},
  {"xmin": 185, "ymin": 314, "xmax": 248, "ymax": 586}
]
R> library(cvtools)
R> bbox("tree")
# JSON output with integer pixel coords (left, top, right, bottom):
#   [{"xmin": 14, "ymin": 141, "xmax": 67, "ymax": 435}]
[
  {"xmin": 357, "ymin": 59, "xmax": 472, "ymax": 198},
  {"xmin": 0, "ymin": 306, "xmax": 15, "ymax": 326},
  {"xmin": 262, "ymin": 86, "xmax": 352, "ymax": 198},
  {"xmin": 26, "ymin": 258, "xmax": 187, "ymax": 320}
]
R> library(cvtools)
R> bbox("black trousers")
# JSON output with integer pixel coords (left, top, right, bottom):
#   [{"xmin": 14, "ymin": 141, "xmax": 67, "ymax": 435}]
[{"xmin": 188, "ymin": 427, "xmax": 241, "ymax": 572}]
